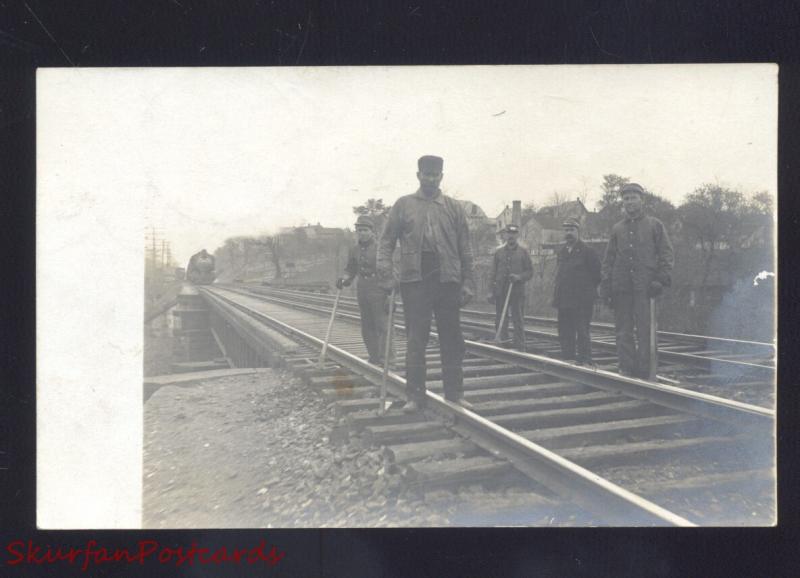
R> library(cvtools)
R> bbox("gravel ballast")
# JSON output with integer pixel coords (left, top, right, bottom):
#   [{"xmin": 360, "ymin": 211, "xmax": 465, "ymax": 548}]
[{"xmin": 143, "ymin": 368, "xmax": 580, "ymax": 528}]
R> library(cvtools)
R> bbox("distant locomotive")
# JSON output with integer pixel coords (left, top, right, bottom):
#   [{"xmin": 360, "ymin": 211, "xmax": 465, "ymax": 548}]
[{"xmin": 186, "ymin": 249, "xmax": 216, "ymax": 285}]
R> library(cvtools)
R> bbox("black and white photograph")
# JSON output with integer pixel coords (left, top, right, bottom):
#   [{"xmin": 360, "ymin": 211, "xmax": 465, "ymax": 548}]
[{"xmin": 37, "ymin": 64, "xmax": 776, "ymax": 529}]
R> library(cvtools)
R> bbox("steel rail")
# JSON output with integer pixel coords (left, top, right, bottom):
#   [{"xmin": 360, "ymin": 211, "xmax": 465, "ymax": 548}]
[
  {"xmin": 236, "ymin": 285, "xmax": 775, "ymax": 370},
  {"xmin": 234, "ymin": 284, "xmax": 775, "ymax": 352},
  {"xmin": 200, "ymin": 286, "xmax": 695, "ymax": 526},
  {"xmin": 215, "ymin": 285, "xmax": 775, "ymax": 431}
]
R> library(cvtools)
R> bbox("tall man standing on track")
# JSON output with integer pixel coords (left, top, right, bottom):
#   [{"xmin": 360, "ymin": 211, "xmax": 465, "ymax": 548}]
[
  {"xmin": 599, "ymin": 183, "xmax": 674, "ymax": 379},
  {"xmin": 552, "ymin": 217, "xmax": 601, "ymax": 366},
  {"xmin": 489, "ymin": 224, "xmax": 533, "ymax": 352},
  {"xmin": 337, "ymin": 215, "xmax": 392, "ymax": 365},
  {"xmin": 378, "ymin": 155, "xmax": 475, "ymax": 413}
]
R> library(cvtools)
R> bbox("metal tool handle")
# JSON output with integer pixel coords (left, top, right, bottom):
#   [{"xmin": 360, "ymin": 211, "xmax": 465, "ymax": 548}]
[
  {"xmin": 379, "ymin": 288, "xmax": 397, "ymax": 415},
  {"xmin": 648, "ymin": 296, "xmax": 657, "ymax": 380},
  {"xmin": 494, "ymin": 282, "xmax": 513, "ymax": 343},
  {"xmin": 318, "ymin": 288, "xmax": 342, "ymax": 369}
]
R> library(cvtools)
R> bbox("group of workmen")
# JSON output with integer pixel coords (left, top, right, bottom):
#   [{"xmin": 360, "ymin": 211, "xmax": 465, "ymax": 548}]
[{"xmin": 337, "ymin": 155, "xmax": 674, "ymax": 413}]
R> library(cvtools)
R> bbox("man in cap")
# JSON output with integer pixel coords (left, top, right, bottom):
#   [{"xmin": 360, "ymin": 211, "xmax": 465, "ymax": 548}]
[
  {"xmin": 489, "ymin": 224, "xmax": 533, "ymax": 351},
  {"xmin": 378, "ymin": 155, "xmax": 475, "ymax": 412},
  {"xmin": 337, "ymin": 215, "xmax": 392, "ymax": 365},
  {"xmin": 552, "ymin": 217, "xmax": 601, "ymax": 366},
  {"xmin": 600, "ymin": 183, "xmax": 674, "ymax": 378}
]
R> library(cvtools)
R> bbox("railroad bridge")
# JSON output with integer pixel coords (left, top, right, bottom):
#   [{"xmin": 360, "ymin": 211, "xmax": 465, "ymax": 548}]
[{"xmin": 150, "ymin": 282, "xmax": 776, "ymax": 526}]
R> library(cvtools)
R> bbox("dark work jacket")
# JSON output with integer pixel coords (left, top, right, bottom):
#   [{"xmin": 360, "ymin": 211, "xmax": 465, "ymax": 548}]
[
  {"xmin": 491, "ymin": 243, "xmax": 533, "ymax": 296},
  {"xmin": 600, "ymin": 214, "xmax": 674, "ymax": 295},
  {"xmin": 552, "ymin": 240, "xmax": 601, "ymax": 308},
  {"xmin": 378, "ymin": 189, "xmax": 474, "ymax": 287}
]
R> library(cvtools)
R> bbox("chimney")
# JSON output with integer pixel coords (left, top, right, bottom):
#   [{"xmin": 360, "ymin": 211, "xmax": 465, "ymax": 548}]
[{"xmin": 512, "ymin": 200, "xmax": 522, "ymax": 226}]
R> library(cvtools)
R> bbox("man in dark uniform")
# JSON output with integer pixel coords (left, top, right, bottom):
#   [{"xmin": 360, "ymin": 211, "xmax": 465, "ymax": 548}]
[
  {"xmin": 552, "ymin": 218, "xmax": 601, "ymax": 366},
  {"xmin": 186, "ymin": 249, "xmax": 216, "ymax": 285},
  {"xmin": 378, "ymin": 155, "xmax": 475, "ymax": 413},
  {"xmin": 337, "ymin": 215, "xmax": 391, "ymax": 365},
  {"xmin": 600, "ymin": 183, "xmax": 674, "ymax": 378},
  {"xmin": 489, "ymin": 224, "xmax": 533, "ymax": 351}
]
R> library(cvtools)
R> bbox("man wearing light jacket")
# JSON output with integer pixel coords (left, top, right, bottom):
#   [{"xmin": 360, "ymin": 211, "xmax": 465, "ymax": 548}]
[{"xmin": 377, "ymin": 155, "xmax": 474, "ymax": 413}]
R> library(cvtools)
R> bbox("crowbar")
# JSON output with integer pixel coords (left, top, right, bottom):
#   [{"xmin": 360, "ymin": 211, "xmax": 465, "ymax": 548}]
[
  {"xmin": 494, "ymin": 281, "xmax": 514, "ymax": 344},
  {"xmin": 318, "ymin": 287, "xmax": 342, "ymax": 369},
  {"xmin": 648, "ymin": 296, "xmax": 657, "ymax": 381},
  {"xmin": 378, "ymin": 288, "xmax": 397, "ymax": 415}
]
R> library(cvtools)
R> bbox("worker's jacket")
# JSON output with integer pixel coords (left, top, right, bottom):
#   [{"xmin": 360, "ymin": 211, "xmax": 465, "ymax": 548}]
[
  {"xmin": 378, "ymin": 189, "xmax": 474, "ymax": 287},
  {"xmin": 552, "ymin": 240, "xmax": 601, "ymax": 308},
  {"xmin": 600, "ymin": 213, "xmax": 674, "ymax": 295},
  {"xmin": 345, "ymin": 238, "xmax": 379, "ymax": 284},
  {"xmin": 491, "ymin": 243, "xmax": 533, "ymax": 297}
]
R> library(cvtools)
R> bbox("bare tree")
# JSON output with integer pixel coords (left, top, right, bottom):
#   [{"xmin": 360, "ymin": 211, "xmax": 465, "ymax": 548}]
[
  {"xmin": 353, "ymin": 198, "xmax": 392, "ymax": 233},
  {"xmin": 678, "ymin": 184, "xmax": 770, "ymax": 287}
]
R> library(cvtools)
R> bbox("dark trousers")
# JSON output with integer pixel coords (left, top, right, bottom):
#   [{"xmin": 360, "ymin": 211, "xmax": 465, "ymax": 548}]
[
  {"xmin": 613, "ymin": 292, "xmax": 656, "ymax": 377},
  {"xmin": 557, "ymin": 304, "xmax": 593, "ymax": 362},
  {"xmin": 357, "ymin": 279, "xmax": 391, "ymax": 364},
  {"xmin": 495, "ymin": 282, "xmax": 526, "ymax": 351},
  {"xmin": 399, "ymin": 253, "xmax": 465, "ymax": 404}
]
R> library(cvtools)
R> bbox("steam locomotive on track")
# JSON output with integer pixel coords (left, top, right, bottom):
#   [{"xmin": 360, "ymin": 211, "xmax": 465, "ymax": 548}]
[{"xmin": 185, "ymin": 249, "xmax": 216, "ymax": 285}]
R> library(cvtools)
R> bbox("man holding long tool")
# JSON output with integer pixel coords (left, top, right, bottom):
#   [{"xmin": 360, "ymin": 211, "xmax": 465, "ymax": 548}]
[
  {"xmin": 337, "ymin": 215, "xmax": 392, "ymax": 365},
  {"xmin": 489, "ymin": 224, "xmax": 533, "ymax": 352},
  {"xmin": 599, "ymin": 183, "xmax": 674, "ymax": 379},
  {"xmin": 378, "ymin": 155, "xmax": 474, "ymax": 413}
]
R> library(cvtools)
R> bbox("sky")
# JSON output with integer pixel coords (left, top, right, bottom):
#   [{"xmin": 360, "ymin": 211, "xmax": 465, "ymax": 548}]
[{"xmin": 46, "ymin": 65, "xmax": 779, "ymax": 264}]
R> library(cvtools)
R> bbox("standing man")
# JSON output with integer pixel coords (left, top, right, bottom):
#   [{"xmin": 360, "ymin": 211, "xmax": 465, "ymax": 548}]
[
  {"xmin": 489, "ymin": 224, "xmax": 533, "ymax": 351},
  {"xmin": 552, "ymin": 218, "xmax": 601, "ymax": 366},
  {"xmin": 378, "ymin": 155, "xmax": 474, "ymax": 412},
  {"xmin": 600, "ymin": 183, "xmax": 674, "ymax": 378},
  {"xmin": 337, "ymin": 215, "xmax": 391, "ymax": 365}
]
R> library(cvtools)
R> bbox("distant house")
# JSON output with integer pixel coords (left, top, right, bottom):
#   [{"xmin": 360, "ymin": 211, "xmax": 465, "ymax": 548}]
[
  {"xmin": 459, "ymin": 199, "xmax": 491, "ymax": 227},
  {"xmin": 496, "ymin": 198, "xmax": 608, "ymax": 256},
  {"xmin": 280, "ymin": 223, "xmax": 346, "ymax": 241},
  {"xmin": 495, "ymin": 204, "xmax": 515, "ymax": 234}
]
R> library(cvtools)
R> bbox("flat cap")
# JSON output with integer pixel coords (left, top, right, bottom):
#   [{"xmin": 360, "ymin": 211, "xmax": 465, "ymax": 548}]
[
  {"xmin": 562, "ymin": 217, "xmax": 581, "ymax": 228},
  {"xmin": 418, "ymin": 155, "xmax": 444, "ymax": 172},
  {"xmin": 354, "ymin": 215, "xmax": 375, "ymax": 229},
  {"xmin": 620, "ymin": 182, "xmax": 645, "ymax": 196},
  {"xmin": 506, "ymin": 224, "xmax": 520, "ymax": 233}
]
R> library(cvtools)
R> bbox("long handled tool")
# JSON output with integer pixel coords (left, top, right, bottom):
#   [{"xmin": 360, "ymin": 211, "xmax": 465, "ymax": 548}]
[
  {"xmin": 494, "ymin": 281, "xmax": 514, "ymax": 344},
  {"xmin": 379, "ymin": 288, "xmax": 397, "ymax": 416},
  {"xmin": 318, "ymin": 287, "xmax": 342, "ymax": 369},
  {"xmin": 648, "ymin": 296, "xmax": 657, "ymax": 381}
]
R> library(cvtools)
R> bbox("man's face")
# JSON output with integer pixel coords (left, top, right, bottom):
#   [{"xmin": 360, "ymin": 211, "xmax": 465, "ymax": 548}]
[
  {"xmin": 506, "ymin": 231, "xmax": 519, "ymax": 246},
  {"xmin": 417, "ymin": 170, "xmax": 443, "ymax": 194},
  {"xmin": 622, "ymin": 192, "xmax": 643, "ymax": 216},
  {"xmin": 563, "ymin": 225, "xmax": 579, "ymax": 244},
  {"xmin": 356, "ymin": 226, "xmax": 374, "ymax": 243}
]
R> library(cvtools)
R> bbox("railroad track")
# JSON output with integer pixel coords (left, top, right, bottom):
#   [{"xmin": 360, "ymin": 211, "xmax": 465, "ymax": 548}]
[
  {"xmin": 229, "ymin": 284, "xmax": 776, "ymax": 408},
  {"xmin": 201, "ymin": 285, "xmax": 775, "ymax": 526}
]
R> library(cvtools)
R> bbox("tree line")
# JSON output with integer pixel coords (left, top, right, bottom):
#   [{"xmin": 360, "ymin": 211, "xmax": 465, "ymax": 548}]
[{"xmin": 210, "ymin": 175, "xmax": 773, "ymax": 338}]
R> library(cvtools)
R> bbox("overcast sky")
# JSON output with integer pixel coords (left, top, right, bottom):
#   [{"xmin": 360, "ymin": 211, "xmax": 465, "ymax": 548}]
[{"xmin": 43, "ymin": 65, "xmax": 777, "ymax": 264}]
